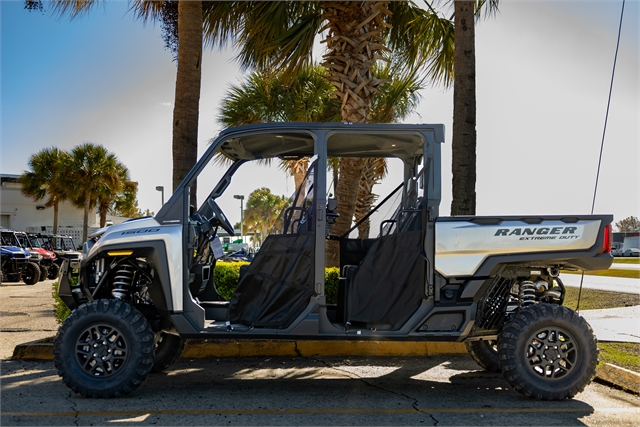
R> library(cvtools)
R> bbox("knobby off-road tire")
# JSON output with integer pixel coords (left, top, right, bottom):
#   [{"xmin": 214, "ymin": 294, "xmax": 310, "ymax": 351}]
[
  {"xmin": 465, "ymin": 340, "xmax": 501, "ymax": 373},
  {"xmin": 151, "ymin": 332, "xmax": 185, "ymax": 373},
  {"xmin": 54, "ymin": 299, "xmax": 155, "ymax": 398},
  {"xmin": 22, "ymin": 262, "xmax": 40, "ymax": 285},
  {"xmin": 498, "ymin": 303, "xmax": 598, "ymax": 400},
  {"xmin": 38, "ymin": 265, "xmax": 48, "ymax": 282},
  {"xmin": 47, "ymin": 263, "xmax": 60, "ymax": 280}
]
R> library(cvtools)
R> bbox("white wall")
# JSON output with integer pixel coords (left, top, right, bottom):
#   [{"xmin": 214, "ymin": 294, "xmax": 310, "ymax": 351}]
[
  {"xmin": 623, "ymin": 236, "xmax": 640, "ymax": 250},
  {"xmin": 1, "ymin": 178, "xmax": 131, "ymax": 246}
]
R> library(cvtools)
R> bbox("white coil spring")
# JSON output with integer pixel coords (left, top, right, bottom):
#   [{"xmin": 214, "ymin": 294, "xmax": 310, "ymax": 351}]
[{"xmin": 519, "ymin": 280, "xmax": 536, "ymax": 306}]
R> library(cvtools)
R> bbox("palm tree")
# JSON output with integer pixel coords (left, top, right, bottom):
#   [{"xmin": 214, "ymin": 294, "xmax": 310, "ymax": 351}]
[
  {"xmin": 68, "ymin": 143, "xmax": 121, "ymax": 242},
  {"xmin": 110, "ymin": 180, "xmax": 140, "ymax": 219},
  {"xmin": 203, "ymin": 1, "xmax": 454, "ymax": 265},
  {"xmin": 243, "ymin": 188, "xmax": 289, "ymax": 246},
  {"xmin": 96, "ymin": 162, "xmax": 137, "ymax": 227},
  {"xmin": 19, "ymin": 147, "xmax": 71, "ymax": 234},
  {"xmin": 218, "ymin": 64, "xmax": 340, "ymax": 192},
  {"xmin": 218, "ymin": 60, "xmax": 425, "ymax": 240},
  {"xmin": 449, "ymin": 0, "xmax": 499, "ymax": 215},
  {"xmin": 26, "ymin": 0, "xmax": 204, "ymax": 201}
]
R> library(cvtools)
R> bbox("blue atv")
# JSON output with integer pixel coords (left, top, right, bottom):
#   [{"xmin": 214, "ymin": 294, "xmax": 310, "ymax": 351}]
[{"xmin": 1, "ymin": 230, "xmax": 40, "ymax": 285}]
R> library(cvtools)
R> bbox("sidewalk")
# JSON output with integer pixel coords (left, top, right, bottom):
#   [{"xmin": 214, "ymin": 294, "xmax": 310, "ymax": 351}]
[
  {"xmin": 580, "ymin": 305, "xmax": 640, "ymax": 343},
  {"xmin": 611, "ymin": 262, "xmax": 640, "ymax": 270},
  {"xmin": 561, "ymin": 273, "xmax": 640, "ymax": 294}
]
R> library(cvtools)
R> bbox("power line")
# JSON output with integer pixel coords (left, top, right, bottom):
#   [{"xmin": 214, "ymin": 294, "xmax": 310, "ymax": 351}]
[{"xmin": 577, "ymin": 0, "xmax": 625, "ymax": 313}]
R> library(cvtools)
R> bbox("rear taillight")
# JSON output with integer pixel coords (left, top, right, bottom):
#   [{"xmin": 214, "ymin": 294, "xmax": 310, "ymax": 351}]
[{"xmin": 599, "ymin": 223, "xmax": 612, "ymax": 253}]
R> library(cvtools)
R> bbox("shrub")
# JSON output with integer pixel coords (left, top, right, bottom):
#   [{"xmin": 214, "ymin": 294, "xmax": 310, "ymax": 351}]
[
  {"xmin": 324, "ymin": 267, "xmax": 340, "ymax": 304},
  {"xmin": 214, "ymin": 261, "xmax": 250, "ymax": 300},
  {"xmin": 52, "ymin": 281, "xmax": 71, "ymax": 324}
]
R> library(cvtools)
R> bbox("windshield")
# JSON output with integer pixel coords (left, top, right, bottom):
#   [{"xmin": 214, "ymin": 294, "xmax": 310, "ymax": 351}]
[
  {"xmin": 1, "ymin": 232, "xmax": 20, "ymax": 247},
  {"xmin": 15, "ymin": 233, "xmax": 31, "ymax": 248},
  {"xmin": 29, "ymin": 237, "xmax": 43, "ymax": 248},
  {"xmin": 52, "ymin": 237, "xmax": 76, "ymax": 251}
]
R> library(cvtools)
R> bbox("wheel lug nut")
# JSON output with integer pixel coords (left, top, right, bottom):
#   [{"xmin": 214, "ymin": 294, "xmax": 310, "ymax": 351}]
[
  {"xmin": 93, "ymin": 353, "xmax": 98, "ymax": 357},
  {"xmin": 545, "ymin": 346, "xmax": 549, "ymax": 349},
  {"xmin": 93, "ymin": 344, "xmax": 98, "ymax": 348}
]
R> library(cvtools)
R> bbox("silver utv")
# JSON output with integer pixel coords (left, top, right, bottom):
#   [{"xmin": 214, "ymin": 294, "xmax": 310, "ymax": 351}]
[{"xmin": 55, "ymin": 123, "xmax": 613, "ymax": 400}]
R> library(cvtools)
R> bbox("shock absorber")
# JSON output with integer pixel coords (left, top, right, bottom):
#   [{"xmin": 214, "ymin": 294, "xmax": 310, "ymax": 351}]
[
  {"xmin": 518, "ymin": 280, "xmax": 536, "ymax": 307},
  {"xmin": 112, "ymin": 264, "xmax": 135, "ymax": 300}
]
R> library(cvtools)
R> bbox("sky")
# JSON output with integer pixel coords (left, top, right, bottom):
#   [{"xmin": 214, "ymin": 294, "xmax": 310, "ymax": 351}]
[{"xmin": 1, "ymin": 0, "xmax": 638, "ymax": 229}]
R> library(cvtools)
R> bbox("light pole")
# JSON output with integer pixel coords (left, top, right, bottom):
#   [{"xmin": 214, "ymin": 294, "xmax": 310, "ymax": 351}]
[
  {"xmin": 155, "ymin": 186, "xmax": 164, "ymax": 206},
  {"xmin": 233, "ymin": 194, "xmax": 244, "ymax": 243}
]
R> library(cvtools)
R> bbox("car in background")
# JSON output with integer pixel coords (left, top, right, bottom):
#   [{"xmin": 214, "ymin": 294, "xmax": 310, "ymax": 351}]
[
  {"xmin": 623, "ymin": 248, "xmax": 640, "ymax": 257},
  {"xmin": 611, "ymin": 248, "xmax": 624, "ymax": 257}
]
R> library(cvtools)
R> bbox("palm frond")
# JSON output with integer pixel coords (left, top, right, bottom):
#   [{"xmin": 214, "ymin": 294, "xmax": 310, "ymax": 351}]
[
  {"xmin": 387, "ymin": 2, "xmax": 454, "ymax": 87},
  {"xmin": 49, "ymin": 0, "xmax": 103, "ymax": 19}
]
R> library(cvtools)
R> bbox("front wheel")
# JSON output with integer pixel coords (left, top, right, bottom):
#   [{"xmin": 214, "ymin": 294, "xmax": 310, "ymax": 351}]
[
  {"xmin": 498, "ymin": 304, "xmax": 598, "ymax": 400},
  {"xmin": 22, "ymin": 262, "xmax": 40, "ymax": 285},
  {"xmin": 465, "ymin": 340, "xmax": 500, "ymax": 373},
  {"xmin": 54, "ymin": 299, "xmax": 155, "ymax": 398},
  {"xmin": 47, "ymin": 263, "xmax": 60, "ymax": 280}
]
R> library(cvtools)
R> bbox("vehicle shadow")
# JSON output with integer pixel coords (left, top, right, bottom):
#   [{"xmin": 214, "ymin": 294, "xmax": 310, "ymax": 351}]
[{"xmin": 0, "ymin": 357, "xmax": 598, "ymax": 426}]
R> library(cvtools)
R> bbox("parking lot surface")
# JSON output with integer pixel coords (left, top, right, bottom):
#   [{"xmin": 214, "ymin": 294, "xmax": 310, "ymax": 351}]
[
  {"xmin": 2, "ymin": 355, "xmax": 639, "ymax": 426},
  {"xmin": 2, "ymin": 278, "xmax": 639, "ymax": 426}
]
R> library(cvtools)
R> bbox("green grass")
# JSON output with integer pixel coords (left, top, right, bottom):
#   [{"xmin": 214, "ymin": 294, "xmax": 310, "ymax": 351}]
[
  {"xmin": 563, "ymin": 287, "xmax": 640, "ymax": 311},
  {"xmin": 561, "ymin": 269, "xmax": 639, "ymax": 279},
  {"xmin": 613, "ymin": 257, "xmax": 640, "ymax": 264},
  {"xmin": 598, "ymin": 342, "xmax": 640, "ymax": 373}
]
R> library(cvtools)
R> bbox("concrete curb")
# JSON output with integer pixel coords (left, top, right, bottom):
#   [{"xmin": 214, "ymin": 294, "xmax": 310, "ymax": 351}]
[
  {"xmin": 595, "ymin": 363, "xmax": 640, "ymax": 394},
  {"xmin": 12, "ymin": 339, "xmax": 466, "ymax": 361}
]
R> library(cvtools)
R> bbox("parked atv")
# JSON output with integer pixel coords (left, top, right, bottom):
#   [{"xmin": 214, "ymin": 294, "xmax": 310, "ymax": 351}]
[
  {"xmin": 27, "ymin": 234, "xmax": 59, "ymax": 279},
  {"xmin": 56, "ymin": 123, "xmax": 612, "ymax": 400},
  {"xmin": 39, "ymin": 234, "xmax": 82, "ymax": 271},
  {"xmin": 1, "ymin": 229, "xmax": 39, "ymax": 285}
]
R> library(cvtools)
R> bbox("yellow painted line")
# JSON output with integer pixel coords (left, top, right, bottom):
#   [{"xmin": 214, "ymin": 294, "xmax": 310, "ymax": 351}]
[{"xmin": 4, "ymin": 407, "xmax": 639, "ymax": 417}]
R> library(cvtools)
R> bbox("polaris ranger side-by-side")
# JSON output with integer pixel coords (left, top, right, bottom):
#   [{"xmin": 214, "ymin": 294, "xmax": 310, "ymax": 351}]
[{"xmin": 55, "ymin": 123, "xmax": 613, "ymax": 400}]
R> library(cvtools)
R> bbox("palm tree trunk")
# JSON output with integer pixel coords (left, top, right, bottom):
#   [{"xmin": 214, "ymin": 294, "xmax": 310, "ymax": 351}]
[
  {"xmin": 82, "ymin": 192, "xmax": 91, "ymax": 243},
  {"xmin": 322, "ymin": 1, "xmax": 391, "ymax": 267},
  {"xmin": 450, "ymin": 1, "xmax": 477, "ymax": 216},
  {"xmin": 354, "ymin": 157, "xmax": 385, "ymax": 238},
  {"xmin": 99, "ymin": 204, "xmax": 108, "ymax": 228},
  {"xmin": 172, "ymin": 0, "xmax": 203, "ymax": 207},
  {"xmin": 53, "ymin": 200, "xmax": 59, "ymax": 234}
]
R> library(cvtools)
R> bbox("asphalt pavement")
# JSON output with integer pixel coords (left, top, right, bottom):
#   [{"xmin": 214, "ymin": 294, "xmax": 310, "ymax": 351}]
[{"xmin": 1, "ymin": 276, "xmax": 639, "ymax": 426}]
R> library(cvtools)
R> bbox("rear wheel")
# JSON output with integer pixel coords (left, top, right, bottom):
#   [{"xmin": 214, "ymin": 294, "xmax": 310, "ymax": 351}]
[
  {"xmin": 47, "ymin": 263, "xmax": 60, "ymax": 280},
  {"xmin": 54, "ymin": 299, "xmax": 155, "ymax": 398},
  {"xmin": 22, "ymin": 262, "xmax": 40, "ymax": 285},
  {"xmin": 465, "ymin": 340, "xmax": 500, "ymax": 372},
  {"xmin": 498, "ymin": 304, "xmax": 598, "ymax": 400},
  {"xmin": 151, "ymin": 332, "xmax": 185, "ymax": 373}
]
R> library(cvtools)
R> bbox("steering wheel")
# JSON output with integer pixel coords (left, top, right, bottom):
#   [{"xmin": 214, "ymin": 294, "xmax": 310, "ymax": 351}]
[{"xmin": 207, "ymin": 199, "xmax": 235, "ymax": 236}]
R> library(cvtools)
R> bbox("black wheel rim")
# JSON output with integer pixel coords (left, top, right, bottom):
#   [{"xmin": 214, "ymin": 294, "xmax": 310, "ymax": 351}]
[
  {"xmin": 525, "ymin": 327, "xmax": 578, "ymax": 380},
  {"xmin": 75, "ymin": 324, "xmax": 129, "ymax": 377}
]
